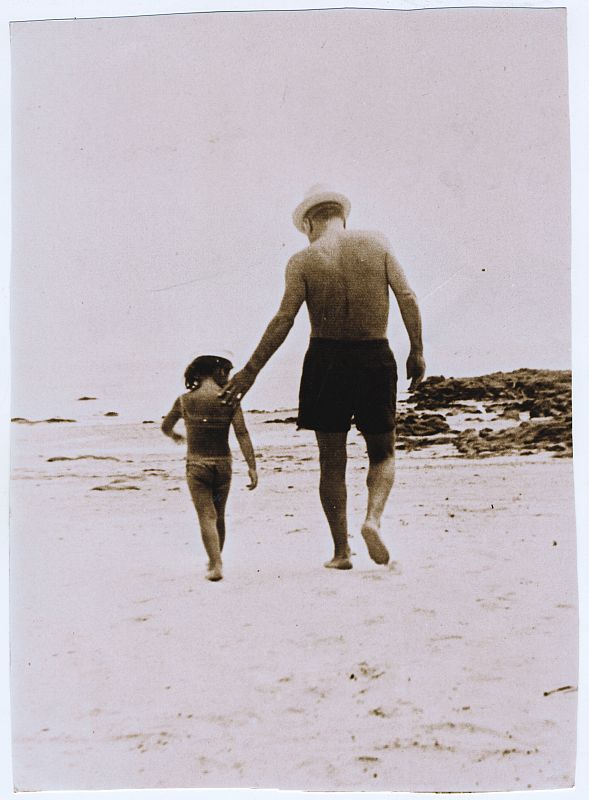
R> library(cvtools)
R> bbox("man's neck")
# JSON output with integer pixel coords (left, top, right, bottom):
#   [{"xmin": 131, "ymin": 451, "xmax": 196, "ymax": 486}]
[{"xmin": 309, "ymin": 218, "xmax": 345, "ymax": 243}]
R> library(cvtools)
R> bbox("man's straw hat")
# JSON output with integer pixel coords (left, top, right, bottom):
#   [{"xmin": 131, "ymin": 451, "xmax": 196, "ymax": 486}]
[{"xmin": 292, "ymin": 184, "xmax": 351, "ymax": 233}]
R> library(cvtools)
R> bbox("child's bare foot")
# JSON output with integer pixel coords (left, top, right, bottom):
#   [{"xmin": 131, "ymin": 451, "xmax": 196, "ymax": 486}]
[
  {"xmin": 206, "ymin": 564, "xmax": 223, "ymax": 581},
  {"xmin": 361, "ymin": 522, "xmax": 390, "ymax": 565},
  {"xmin": 324, "ymin": 555, "xmax": 353, "ymax": 570}
]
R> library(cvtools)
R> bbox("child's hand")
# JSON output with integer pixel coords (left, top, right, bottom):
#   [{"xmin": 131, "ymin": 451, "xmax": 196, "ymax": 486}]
[
  {"xmin": 247, "ymin": 467, "xmax": 258, "ymax": 490},
  {"xmin": 171, "ymin": 433, "xmax": 185, "ymax": 445}
]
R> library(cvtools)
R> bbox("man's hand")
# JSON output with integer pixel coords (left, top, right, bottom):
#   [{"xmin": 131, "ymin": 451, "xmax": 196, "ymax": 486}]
[
  {"xmin": 219, "ymin": 367, "xmax": 256, "ymax": 406},
  {"xmin": 171, "ymin": 432, "xmax": 185, "ymax": 445},
  {"xmin": 247, "ymin": 467, "xmax": 258, "ymax": 490},
  {"xmin": 406, "ymin": 350, "xmax": 426, "ymax": 391}
]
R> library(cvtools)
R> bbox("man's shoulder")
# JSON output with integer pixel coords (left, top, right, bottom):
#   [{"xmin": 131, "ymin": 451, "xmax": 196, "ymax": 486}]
[
  {"xmin": 292, "ymin": 229, "xmax": 390, "ymax": 252},
  {"xmin": 288, "ymin": 230, "xmax": 392, "ymax": 267},
  {"xmin": 285, "ymin": 247, "xmax": 313, "ymax": 274},
  {"xmin": 343, "ymin": 229, "xmax": 391, "ymax": 250},
  {"xmin": 288, "ymin": 245, "xmax": 313, "ymax": 263}
]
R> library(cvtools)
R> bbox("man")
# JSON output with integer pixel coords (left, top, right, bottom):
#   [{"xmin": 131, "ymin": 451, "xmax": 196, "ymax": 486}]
[{"xmin": 221, "ymin": 185, "xmax": 425, "ymax": 569}]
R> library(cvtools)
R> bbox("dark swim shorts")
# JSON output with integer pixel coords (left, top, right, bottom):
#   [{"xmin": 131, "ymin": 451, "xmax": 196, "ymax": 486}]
[{"xmin": 297, "ymin": 339, "xmax": 397, "ymax": 434}]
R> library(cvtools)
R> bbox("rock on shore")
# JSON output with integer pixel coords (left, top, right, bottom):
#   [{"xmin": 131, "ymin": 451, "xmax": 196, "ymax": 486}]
[{"xmin": 407, "ymin": 369, "xmax": 572, "ymax": 457}]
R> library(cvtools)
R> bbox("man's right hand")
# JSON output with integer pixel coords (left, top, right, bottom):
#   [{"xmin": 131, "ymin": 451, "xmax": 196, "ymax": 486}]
[
  {"xmin": 219, "ymin": 367, "xmax": 256, "ymax": 406},
  {"xmin": 406, "ymin": 350, "xmax": 426, "ymax": 391}
]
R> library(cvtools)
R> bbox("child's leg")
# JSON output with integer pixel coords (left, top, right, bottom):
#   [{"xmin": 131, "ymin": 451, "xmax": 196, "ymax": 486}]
[
  {"xmin": 213, "ymin": 465, "xmax": 232, "ymax": 551},
  {"xmin": 213, "ymin": 483, "xmax": 230, "ymax": 551},
  {"xmin": 187, "ymin": 475, "xmax": 222, "ymax": 580}
]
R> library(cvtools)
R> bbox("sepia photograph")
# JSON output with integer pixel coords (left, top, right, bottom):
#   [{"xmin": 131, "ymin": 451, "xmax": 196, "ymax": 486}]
[{"xmin": 5, "ymin": 1, "xmax": 584, "ymax": 795}]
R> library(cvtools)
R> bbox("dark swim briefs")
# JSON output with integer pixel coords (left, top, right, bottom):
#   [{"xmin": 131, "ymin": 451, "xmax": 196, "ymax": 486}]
[
  {"xmin": 297, "ymin": 338, "xmax": 397, "ymax": 434},
  {"xmin": 186, "ymin": 456, "xmax": 232, "ymax": 494}
]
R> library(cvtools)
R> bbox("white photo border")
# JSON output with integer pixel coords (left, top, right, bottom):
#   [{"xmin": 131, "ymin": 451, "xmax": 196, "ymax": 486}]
[{"xmin": 1, "ymin": 2, "xmax": 586, "ymax": 800}]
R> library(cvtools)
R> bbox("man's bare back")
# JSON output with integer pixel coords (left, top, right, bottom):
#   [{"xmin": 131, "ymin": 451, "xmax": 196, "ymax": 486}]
[
  {"xmin": 290, "ymin": 229, "xmax": 395, "ymax": 340},
  {"xmin": 233, "ymin": 228, "xmax": 422, "ymax": 380}
]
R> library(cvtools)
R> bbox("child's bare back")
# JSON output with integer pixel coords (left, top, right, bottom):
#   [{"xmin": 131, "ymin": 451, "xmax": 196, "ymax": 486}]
[{"xmin": 179, "ymin": 383, "xmax": 235, "ymax": 459}]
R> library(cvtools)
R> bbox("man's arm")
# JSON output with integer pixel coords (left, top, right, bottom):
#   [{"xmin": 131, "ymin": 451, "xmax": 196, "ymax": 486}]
[
  {"xmin": 385, "ymin": 250, "xmax": 426, "ymax": 390},
  {"xmin": 220, "ymin": 257, "xmax": 306, "ymax": 405},
  {"xmin": 161, "ymin": 397, "xmax": 185, "ymax": 443}
]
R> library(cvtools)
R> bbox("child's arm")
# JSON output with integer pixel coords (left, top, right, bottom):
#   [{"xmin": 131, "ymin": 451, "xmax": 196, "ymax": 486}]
[
  {"xmin": 231, "ymin": 406, "xmax": 258, "ymax": 489},
  {"xmin": 161, "ymin": 397, "xmax": 185, "ymax": 444}
]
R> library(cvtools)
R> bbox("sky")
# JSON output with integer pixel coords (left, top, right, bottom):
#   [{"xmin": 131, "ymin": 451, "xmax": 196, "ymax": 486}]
[{"xmin": 10, "ymin": 7, "xmax": 570, "ymax": 419}]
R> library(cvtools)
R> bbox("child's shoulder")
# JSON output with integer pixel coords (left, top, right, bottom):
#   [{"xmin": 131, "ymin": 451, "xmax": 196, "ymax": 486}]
[
  {"xmin": 182, "ymin": 386, "xmax": 231, "ymax": 413},
  {"xmin": 179, "ymin": 388, "xmax": 199, "ymax": 406},
  {"xmin": 178, "ymin": 389, "xmax": 196, "ymax": 404}
]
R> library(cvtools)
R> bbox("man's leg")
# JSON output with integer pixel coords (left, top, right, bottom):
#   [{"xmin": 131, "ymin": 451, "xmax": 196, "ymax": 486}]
[
  {"xmin": 315, "ymin": 431, "xmax": 352, "ymax": 569},
  {"xmin": 359, "ymin": 430, "xmax": 396, "ymax": 565}
]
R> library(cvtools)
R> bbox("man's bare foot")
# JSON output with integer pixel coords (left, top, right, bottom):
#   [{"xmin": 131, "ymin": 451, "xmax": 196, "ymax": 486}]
[
  {"xmin": 324, "ymin": 556, "xmax": 353, "ymax": 570},
  {"xmin": 361, "ymin": 522, "xmax": 390, "ymax": 565},
  {"xmin": 206, "ymin": 564, "xmax": 223, "ymax": 581}
]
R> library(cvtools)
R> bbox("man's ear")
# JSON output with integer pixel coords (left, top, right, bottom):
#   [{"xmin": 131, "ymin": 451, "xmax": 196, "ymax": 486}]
[{"xmin": 302, "ymin": 217, "xmax": 312, "ymax": 236}]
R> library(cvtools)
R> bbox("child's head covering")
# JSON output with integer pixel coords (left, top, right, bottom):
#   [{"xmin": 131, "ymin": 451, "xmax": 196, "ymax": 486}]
[
  {"xmin": 198, "ymin": 348, "xmax": 234, "ymax": 365},
  {"xmin": 184, "ymin": 350, "xmax": 234, "ymax": 390}
]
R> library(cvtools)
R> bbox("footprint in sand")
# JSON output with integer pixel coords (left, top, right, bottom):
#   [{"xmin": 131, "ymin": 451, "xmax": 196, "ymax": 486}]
[
  {"xmin": 369, "ymin": 707, "xmax": 392, "ymax": 718},
  {"xmin": 92, "ymin": 481, "xmax": 141, "ymax": 491},
  {"xmin": 430, "ymin": 634, "xmax": 464, "ymax": 642},
  {"xmin": 316, "ymin": 635, "xmax": 345, "ymax": 645},
  {"xmin": 47, "ymin": 455, "xmax": 123, "ymax": 463},
  {"xmin": 306, "ymin": 686, "xmax": 328, "ymax": 699},
  {"xmin": 115, "ymin": 731, "xmax": 173, "ymax": 752},
  {"xmin": 357, "ymin": 755, "xmax": 380, "ymax": 765},
  {"xmin": 357, "ymin": 662, "xmax": 385, "ymax": 680}
]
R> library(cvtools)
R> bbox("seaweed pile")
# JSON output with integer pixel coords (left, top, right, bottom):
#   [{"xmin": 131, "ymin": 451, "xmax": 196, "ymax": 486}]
[{"xmin": 400, "ymin": 369, "xmax": 572, "ymax": 457}]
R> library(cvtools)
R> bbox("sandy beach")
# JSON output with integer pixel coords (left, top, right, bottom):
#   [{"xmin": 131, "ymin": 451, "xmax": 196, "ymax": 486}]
[{"xmin": 9, "ymin": 378, "xmax": 578, "ymax": 792}]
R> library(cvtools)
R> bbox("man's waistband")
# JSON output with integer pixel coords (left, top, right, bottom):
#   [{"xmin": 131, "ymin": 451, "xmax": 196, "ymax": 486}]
[{"xmin": 308, "ymin": 337, "xmax": 390, "ymax": 349}]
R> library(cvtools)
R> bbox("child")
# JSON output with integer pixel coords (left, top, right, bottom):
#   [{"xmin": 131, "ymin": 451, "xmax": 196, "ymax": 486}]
[{"xmin": 162, "ymin": 354, "xmax": 258, "ymax": 582}]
